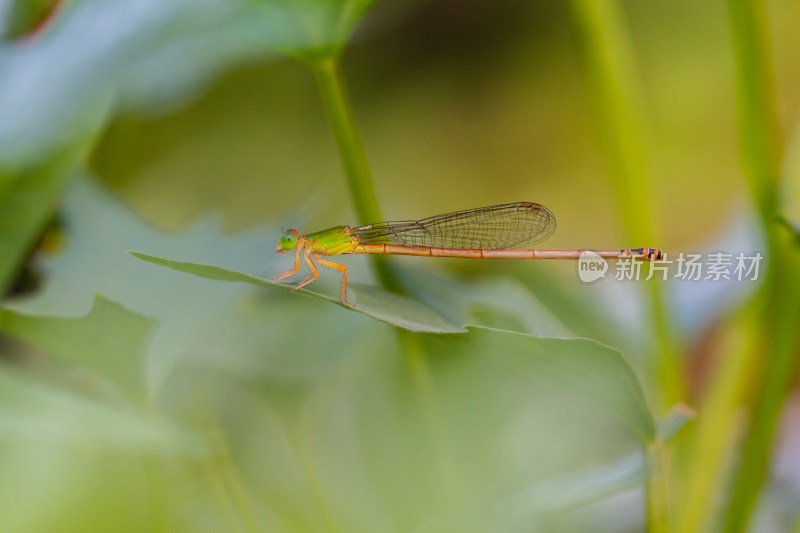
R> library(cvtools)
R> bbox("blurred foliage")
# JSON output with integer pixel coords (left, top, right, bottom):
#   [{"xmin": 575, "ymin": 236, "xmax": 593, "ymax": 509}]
[
  {"xmin": 1, "ymin": 0, "xmax": 800, "ymax": 532},
  {"xmin": 0, "ymin": 294, "xmax": 154, "ymax": 399},
  {"xmin": 0, "ymin": 0, "xmax": 59, "ymax": 38},
  {"xmin": 0, "ymin": 143, "xmax": 88, "ymax": 293}
]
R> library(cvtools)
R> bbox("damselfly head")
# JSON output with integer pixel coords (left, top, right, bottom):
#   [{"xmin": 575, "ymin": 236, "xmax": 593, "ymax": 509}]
[{"xmin": 276, "ymin": 229, "xmax": 300, "ymax": 253}]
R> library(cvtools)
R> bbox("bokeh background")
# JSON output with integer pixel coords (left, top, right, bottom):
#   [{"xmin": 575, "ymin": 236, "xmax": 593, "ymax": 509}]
[{"xmin": 1, "ymin": 0, "xmax": 799, "ymax": 532}]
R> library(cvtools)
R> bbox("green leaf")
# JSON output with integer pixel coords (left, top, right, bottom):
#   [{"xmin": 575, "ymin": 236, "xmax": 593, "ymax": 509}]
[
  {"xmin": 0, "ymin": 0, "xmax": 378, "ymax": 169},
  {"xmin": 288, "ymin": 323, "xmax": 657, "ymax": 531},
  {"xmin": 126, "ymin": 253, "xmax": 654, "ymax": 440},
  {"xmin": 0, "ymin": 365, "xmax": 205, "ymax": 454},
  {"xmin": 12, "ymin": 175, "xmax": 313, "ymax": 393},
  {"xmin": 397, "ymin": 266, "xmax": 570, "ymax": 337},
  {"xmin": 0, "ymin": 293, "xmax": 155, "ymax": 399},
  {"xmin": 275, "ymin": 0, "xmax": 380, "ymax": 62},
  {"xmin": 128, "ymin": 252, "xmax": 465, "ymax": 333},
  {"xmin": 0, "ymin": 145, "xmax": 86, "ymax": 294},
  {"xmin": 494, "ymin": 454, "xmax": 644, "ymax": 526},
  {"xmin": 0, "ymin": 291, "xmax": 203, "ymax": 454},
  {"xmin": 1, "ymin": 0, "xmax": 59, "ymax": 38},
  {"xmin": 440, "ymin": 326, "xmax": 656, "ymax": 443},
  {"xmin": 414, "ymin": 454, "xmax": 645, "ymax": 533}
]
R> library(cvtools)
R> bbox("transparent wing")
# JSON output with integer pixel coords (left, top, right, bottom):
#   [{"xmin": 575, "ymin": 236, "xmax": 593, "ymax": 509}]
[{"xmin": 353, "ymin": 202, "xmax": 556, "ymax": 249}]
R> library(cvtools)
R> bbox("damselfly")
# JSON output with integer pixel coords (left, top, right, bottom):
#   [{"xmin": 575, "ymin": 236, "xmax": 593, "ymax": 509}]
[{"xmin": 273, "ymin": 202, "xmax": 663, "ymax": 305}]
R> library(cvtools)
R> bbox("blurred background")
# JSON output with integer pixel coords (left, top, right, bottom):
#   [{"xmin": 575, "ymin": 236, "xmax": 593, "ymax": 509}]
[{"xmin": 1, "ymin": 0, "xmax": 799, "ymax": 532}]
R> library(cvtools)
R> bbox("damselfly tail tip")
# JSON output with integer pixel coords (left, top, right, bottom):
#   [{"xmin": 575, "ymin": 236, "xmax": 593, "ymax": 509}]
[{"xmin": 630, "ymin": 247, "xmax": 665, "ymax": 260}]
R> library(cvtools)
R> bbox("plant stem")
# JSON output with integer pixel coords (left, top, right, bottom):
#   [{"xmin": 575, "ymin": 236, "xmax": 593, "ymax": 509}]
[
  {"xmin": 567, "ymin": 0, "xmax": 682, "ymax": 411},
  {"xmin": 308, "ymin": 53, "xmax": 456, "ymax": 504},
  {"xmin": 727, "ymin": 0, "xmax": 781, "ymax": 217},
  {"xmin": 310, "ymin": 56, "xmax": 404, "ymax": 294},
  {"xmin": 645, "ymin": 442, "xmax": 669, "ymax": 533},
  {"xmin": 675, "ymin": 308, "xmax": 759, "ymax": 533},
  {"xmin": 720, "ymin": 1, "xmax": 800, "ymax": 532},
  {"xmin": 723, "ymin": 273, "xmax": 800, "ymax": 533},
  {"xmin": 567, "ymin": 1, "xmax": 676, "ymax": 529}
]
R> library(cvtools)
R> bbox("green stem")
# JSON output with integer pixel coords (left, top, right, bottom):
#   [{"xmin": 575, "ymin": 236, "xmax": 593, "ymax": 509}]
[
  {"xmin": 567, "ymin": 0, "xmax": 682, "ymax": 410},
  {"xmin": 645, "ymin": 443, "xmax": 669, "ymax": 533},
  {"xmin": 723, "ymin": 272, "xmax": 800, "ymax": 533},
  {"xmin": 310, "ymin": 57, "xmax": 404, "ymax": 294},
  {"xmin": 720, "ymin": 1, "xmax": 800, "ymax": 532},
  {"xmin": 727, "ymin": 0, "xmax": 781, "ymax": 217},
  {"xmin": 567, "ymin": 1, "xmax": 677, "ymax": 529},
  {"xmin": 308, "ymin": 54, "xmax": 455, "ymax": 503},
  {"xmin": 675, "ymin": 308, "xmax": 759, "ymax": 533}
]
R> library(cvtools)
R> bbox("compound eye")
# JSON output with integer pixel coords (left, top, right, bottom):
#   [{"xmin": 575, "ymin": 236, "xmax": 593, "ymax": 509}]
[{"xmin": 279, "ymin": 231, "xmax": 298, "ymax": 250}]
